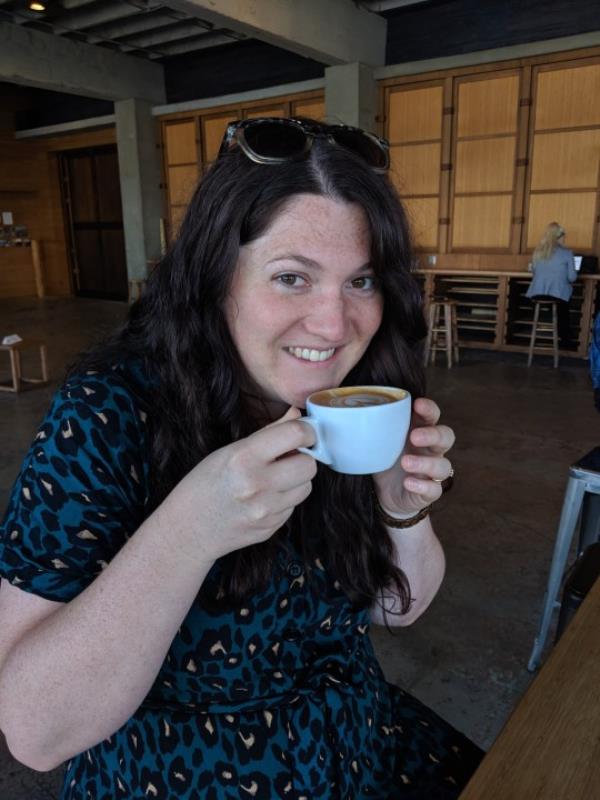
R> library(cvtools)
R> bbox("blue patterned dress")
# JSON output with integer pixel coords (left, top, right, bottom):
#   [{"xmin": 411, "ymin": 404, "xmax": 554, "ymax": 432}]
[{"xmin": 0, "ymin": 363, "xmax": 482, "ymax": 799}]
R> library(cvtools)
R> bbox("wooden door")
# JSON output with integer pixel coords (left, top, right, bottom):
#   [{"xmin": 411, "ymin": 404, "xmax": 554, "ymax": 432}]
[{"xmin": 60, "ymin": 145, "xmax": 128, "ymax": 300}]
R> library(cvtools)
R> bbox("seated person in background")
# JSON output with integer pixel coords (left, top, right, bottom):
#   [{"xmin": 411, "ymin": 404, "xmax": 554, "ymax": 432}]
[
  {"xmin": 526, "ymin": 222, "xmax": 577, "ymax": 349},
  {"xmin": 0, "ymin": 117, "xmax": 483, "ymax": 799}
]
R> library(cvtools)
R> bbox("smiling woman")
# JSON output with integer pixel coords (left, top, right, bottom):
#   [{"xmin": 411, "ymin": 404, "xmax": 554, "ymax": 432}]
[{"xmin": 0, "ymin": 118, "xmax": 482, "ymax": 799}]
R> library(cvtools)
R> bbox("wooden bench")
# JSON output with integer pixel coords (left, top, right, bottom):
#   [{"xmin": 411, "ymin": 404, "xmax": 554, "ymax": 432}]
[{"xmin": 0, "ymin": 338, "xmax": 48, "ymax": 393}]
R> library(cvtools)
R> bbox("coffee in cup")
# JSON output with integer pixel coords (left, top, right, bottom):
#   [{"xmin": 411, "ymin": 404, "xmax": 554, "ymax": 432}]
[{"xmin": 298, "ymin": 385, "xmax": 411, "ymax": 474}]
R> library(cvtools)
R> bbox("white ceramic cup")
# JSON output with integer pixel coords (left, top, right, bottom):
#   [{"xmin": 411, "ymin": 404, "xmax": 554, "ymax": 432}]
[{"xmin": 297, "ymin": 385, "xmax": 411, "ymax": 474}]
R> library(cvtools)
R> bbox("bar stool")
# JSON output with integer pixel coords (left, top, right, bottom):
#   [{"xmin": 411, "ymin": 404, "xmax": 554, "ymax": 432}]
[
  {"xmin": 0, "ymin": 338, "xmax": 49, "ymax": 393},
  {"xmin": 527, "ymin": 297, "xmax": 559, "ymax": 368},
  {"xmin": 527, "ymin": 446, "xmax": 600, "ymax": 671},
  {"xmin": 424, "ymin": 299, "xmax": 459, "ymax": 368}
]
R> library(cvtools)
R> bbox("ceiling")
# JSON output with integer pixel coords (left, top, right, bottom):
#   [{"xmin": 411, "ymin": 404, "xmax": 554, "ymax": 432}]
[{"xmin": 0, "ymin": 0, "xmax": 427, "ymax": 62}]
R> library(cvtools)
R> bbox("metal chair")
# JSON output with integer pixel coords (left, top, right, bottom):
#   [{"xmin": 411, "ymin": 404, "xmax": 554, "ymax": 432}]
[{"xmin": 528, "ymin": 447, "xmax": 600, "ymax": 671}]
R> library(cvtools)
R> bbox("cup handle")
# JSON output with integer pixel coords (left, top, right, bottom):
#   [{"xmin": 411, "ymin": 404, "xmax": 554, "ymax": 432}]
[{"xmin": 297, "ymin": 417, "xmax": 333, "ymax": 465}]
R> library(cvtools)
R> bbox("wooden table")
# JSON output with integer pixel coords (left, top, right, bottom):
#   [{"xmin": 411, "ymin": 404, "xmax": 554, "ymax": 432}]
[{"xmin": 459, "ymin": 576, "xmax": 600, "ymax": 799}]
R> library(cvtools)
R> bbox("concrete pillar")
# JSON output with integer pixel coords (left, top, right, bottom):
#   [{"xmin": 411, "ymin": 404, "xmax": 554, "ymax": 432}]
[
  {"xmin": 324, "ymin": 62, "xmax": 378, "ymax": 132},
  {"xmin": 114, "ymin": 98, "xmax": 162, "ymax": 282}
]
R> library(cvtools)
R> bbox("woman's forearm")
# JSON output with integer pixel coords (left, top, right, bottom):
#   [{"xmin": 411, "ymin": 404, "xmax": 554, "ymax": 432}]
[
  {"xmin": 0, "ymin": 498, "xmax": 215, "ymax": 772},
  {"xmin": 371, "ymin": 516, "xmax": 445, "ymax": 627}
]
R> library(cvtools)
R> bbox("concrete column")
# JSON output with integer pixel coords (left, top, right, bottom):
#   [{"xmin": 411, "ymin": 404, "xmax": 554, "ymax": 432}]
[
  {"xmin": 114, "ymin": 98, "xmax": 162, "ymax": 282},
  {"xmin": 324, "ymin": 62, "xmax": 378, "ymax": 132}
]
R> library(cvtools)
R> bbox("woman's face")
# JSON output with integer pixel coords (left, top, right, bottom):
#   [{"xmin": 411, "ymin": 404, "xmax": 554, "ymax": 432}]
[{"xmin": 225, "ymin": 193, "xmax": 384, "ymax": 410}]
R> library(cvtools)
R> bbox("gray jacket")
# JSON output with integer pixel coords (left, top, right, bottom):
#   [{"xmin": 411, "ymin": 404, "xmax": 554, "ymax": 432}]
[{"xmin": 525, "ymin": 246, "xmax": 577, "ymax": 302}]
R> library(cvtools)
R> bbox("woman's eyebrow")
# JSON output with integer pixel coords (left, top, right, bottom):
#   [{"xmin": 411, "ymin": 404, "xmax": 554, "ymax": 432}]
[{"xmin": 266, "ymin": 253, "xmax": 372, "ymax": 272}]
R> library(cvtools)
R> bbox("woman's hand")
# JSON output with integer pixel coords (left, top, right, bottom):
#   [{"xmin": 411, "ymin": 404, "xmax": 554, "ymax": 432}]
[
  {"xmin": 162, "ymin": 407, "xmax": 317, "ymax": 563},
  {"xmin": 372, "ymin": 397, "xmax": 455, "ymax": 516}
]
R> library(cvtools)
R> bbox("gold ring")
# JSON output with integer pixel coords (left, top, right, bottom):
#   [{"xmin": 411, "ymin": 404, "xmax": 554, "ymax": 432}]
[{"xmin": 432, "ymin": 466, "xmax": 454, "ymax": 483}]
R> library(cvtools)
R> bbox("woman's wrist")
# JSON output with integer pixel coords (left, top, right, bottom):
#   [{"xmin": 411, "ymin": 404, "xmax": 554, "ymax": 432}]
[{"xmin": 372, "ymin": 491, "xmax": 433, "ymax": 529}]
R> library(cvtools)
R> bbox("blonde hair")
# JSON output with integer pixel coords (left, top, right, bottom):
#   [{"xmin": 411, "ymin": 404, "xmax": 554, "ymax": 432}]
[{"xmin": 533, "ymin": 222, "xmax": 565, "ymax": 262}]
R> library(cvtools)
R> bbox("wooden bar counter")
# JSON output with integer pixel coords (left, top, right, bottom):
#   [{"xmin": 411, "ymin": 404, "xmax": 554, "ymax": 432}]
[
  {"xmin": 418, "ymin": 268, "xmax": 599, "ymax": 358},
  {"xmin": 0, "ymin": 241, "xmax": 45, "ymax": 298},
  {"xmin": 459, "ymin": 575, "xmax": 600, "ymax": 799}
]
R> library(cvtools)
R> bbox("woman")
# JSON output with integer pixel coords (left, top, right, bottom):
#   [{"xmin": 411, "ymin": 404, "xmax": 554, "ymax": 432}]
[
  {"xmin": 526, "ymin": 222, "xmax": 577, "ymax": 348},
  {"xmin": 0, "ymin": 118, "xmax": 482, "ymax": 799}
]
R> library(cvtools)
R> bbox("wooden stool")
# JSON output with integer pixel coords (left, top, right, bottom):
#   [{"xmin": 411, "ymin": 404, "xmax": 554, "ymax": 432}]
[
  {"xmin": 128, "ymin": 278, "xmax": 147, "ymax": 303},
  {"xmin": 425, "ymin": 299, "xmax": 459, "ymax": 368},
  {"xmin": 528, "ymin": 299, "xmax": 559, "ymax": 368},
  {"xmin": 0, "ymin": 338, "xmax": 48, "ymax": 393}
]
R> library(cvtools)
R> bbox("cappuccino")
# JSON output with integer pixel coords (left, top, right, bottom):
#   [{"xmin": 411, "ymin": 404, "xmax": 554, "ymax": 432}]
[{"xmin": 311, "ymin": 386, "xmax": 405, "ymax": 409}]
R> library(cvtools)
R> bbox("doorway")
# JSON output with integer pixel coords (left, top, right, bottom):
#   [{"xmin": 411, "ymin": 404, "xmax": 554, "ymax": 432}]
[{"xmin": 59, "ymin": 145, "xmax": 128, "ymax": 300}]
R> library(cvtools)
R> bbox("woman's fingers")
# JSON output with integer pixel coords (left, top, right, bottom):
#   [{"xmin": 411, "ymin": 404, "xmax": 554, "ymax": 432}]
[
  {"xmin": 411, "ymin": 397, "xmax": 441, "ymax": 428},
  {"xmin": 401, "ymin": 453, "xmax": 453, "ymax": 482},
  {"xmin": 409, "ymin": 423, "xmax": 455, "ymax": 455}
]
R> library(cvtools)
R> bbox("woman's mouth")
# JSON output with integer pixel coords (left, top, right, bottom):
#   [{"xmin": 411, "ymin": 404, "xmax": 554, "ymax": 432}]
[{"xmin": 286, "ymin": 346, "xmax": 336, "ymax": 363}]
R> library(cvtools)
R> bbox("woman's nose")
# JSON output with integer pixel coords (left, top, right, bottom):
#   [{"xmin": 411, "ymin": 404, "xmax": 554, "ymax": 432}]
[{"xmin": 303, "ymin": 294, "xmax": 349, "ymax": 341}]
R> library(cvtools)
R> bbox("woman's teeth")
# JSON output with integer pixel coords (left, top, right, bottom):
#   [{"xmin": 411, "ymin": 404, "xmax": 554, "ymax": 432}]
[{"xmin": 287, "ymin": 347, "xmax": 336, "ymax": 362}]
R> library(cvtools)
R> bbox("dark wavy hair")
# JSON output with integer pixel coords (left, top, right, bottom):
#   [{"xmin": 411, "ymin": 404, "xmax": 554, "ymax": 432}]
[{"xmin": 71, "ymin": 130, "xmax": 427, "ymax": 615}]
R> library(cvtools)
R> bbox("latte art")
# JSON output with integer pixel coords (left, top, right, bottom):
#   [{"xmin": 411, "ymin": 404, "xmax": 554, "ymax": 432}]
[
  {"xmin": 329, "ymin": 392, "xmax": 393, "ymax": 408},
  {"xmin": 311, "ymin": 386, "xmax": 404, "ymax": 408}
]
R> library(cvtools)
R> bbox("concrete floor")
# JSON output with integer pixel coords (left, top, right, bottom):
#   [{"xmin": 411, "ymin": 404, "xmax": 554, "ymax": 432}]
[{"xmin": 0, "ymin": 296, "xmax": 597, "ymax": 799}]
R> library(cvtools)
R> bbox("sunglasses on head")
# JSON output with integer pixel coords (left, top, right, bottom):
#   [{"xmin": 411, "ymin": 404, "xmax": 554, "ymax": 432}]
[{"xmin": 218, "ymin": 117, "xmax": 390, "ymax": 173}]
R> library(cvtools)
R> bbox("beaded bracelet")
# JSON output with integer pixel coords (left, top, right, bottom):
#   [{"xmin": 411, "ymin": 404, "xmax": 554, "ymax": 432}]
[{"xmin": 373, "ymin": 492, "xmax": 433, "ymax": 529}]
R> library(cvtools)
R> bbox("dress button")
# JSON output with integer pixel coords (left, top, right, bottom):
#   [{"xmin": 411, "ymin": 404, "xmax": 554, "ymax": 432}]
[
  {"xmin": 283, "ymin": 627, "xmax": 300, "ymax": 642},
  {"xmin": 287, "ymin": 560, "xmax": 304, "ymax": 578}
]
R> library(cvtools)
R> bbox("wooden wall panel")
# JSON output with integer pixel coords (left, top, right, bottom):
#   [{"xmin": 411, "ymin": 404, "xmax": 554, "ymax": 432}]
[
  {"xmin": 527, "ymin": 193, "xmax": 597, "ymax": 250},
  {"xmin": 388, "ymin": 85, "xmax": 443, "ymax": 143},
  {"xmin": 243, "ymin": 105, "xmax": 286, "ymax": 119},
  {"xmin": 164, "ymin": 120, "xmax": 197, "ymax": 164},
  {"xmin": 390, "ymin": 143, "xmax": 441, "ymax": 195},
  {"xmin": 201, "ymin": 113, "xmax": 232, "ymax": 164},
  {"xmin": 455, "ymin": 138, "xmax": 516, "ymax": 193},
  {"xmin": 291, "ymin": 99, "xmax": 325, "ymax": 120},
  {"xmin": 168, "ymin": 165, "xmax": 198, "ymax": 206},
  {"xmin": 535, "ymin": 63, "xmax": 600, "ymax": 130},
  {"xmin": 0, "ymin": 125, "xmax": 116, "ymax": 297},
  {"xmin": 452, "ymin": 195, "xmax": 513, "ymax": 249},
  {"xmin": 457, "ymin": 75, "xmax": 519, "ymax": 137},
  {"xmin": 530, "ymin": 129, "xmax": 600, "ymax": 190},
  {"xmin": 403, "ymin": 197, "xmax": 439, "ymax": 249}
]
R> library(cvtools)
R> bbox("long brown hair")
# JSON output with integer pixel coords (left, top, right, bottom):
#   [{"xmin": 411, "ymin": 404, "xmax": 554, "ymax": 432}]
[{"xmin": 70, "ymin": 131, "xmax": 427, "ymax": 615}]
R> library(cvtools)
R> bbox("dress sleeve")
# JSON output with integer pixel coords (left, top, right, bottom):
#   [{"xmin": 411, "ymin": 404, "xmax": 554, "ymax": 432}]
[{"xmin": 0, "ymin": 370, "xmax": 150, "ymax": 602}]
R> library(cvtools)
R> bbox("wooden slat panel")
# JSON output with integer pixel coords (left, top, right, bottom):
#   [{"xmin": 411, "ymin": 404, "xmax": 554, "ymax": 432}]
[
  {"xmin": 403, "ymin": 197, "xmax": 439, "ymax": 249},
  {"xmin": 535, "ymin": 63, "xmax": 600, "ymax": 130},
  {"xmin": 243, "ymin": 106, "xmax": 286, "ymax": 120},
  {"xmin": 168, "ymin": 164, "xmax": 198, "ymax": 206},
  {"xmin": 202, "ymin": 114, "xmax": 233, "ymax": 163},
  {"xmin": 291, "ymin": 99, "xmax": 325, "ymax": 121},
  {"xmin": 526, "ymin": 192, "xmax": 597, "ymax": 250},
  {"xmin": 388, "ymin": 85, "xmax": 443, "ymax": 143},
  {"xmin": 164, "ymin": 120, "xmax": 197, "ymax": 165},
  {"xmin": 457, "ymin": 75, "xmax": 519, "ymax": 137},
  {"xmin": 452, "ymin": 195, "xmax": 513, "ymax": 249},
  {"xmin": 169, "ymin": 205, "xmax": 187, "ymax": 239},
  {"xmin": 455, "ymin": 137, "xmax": 516, "ymax": 193},
  {"xmin": 390, "ymin": 142, "xmax": 441, "ymax": 195},
  {"xmin": 0, "ymin": 248, "xmax": 37, "ymax": 297},
  {"xmin": 530, "ymin": 129, "xmax": 600, "ymax": 190}
]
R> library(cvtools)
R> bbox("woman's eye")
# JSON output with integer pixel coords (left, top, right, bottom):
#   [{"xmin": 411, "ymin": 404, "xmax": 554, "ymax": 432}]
[
  {"xmin": 276, "ymin": 273, "xmax": 306, "ymax": 287},
  {"xmin": 350, "ymin": 276, "xmax": 377, "ymax": 290}
]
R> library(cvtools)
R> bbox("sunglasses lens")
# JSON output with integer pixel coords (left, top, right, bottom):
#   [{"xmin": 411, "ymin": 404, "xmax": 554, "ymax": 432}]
[
  {"xmin": 330, "ymin": 128, "xmax": 389, "ymax": 170},
  {"xmin": 243, "ymin": 120, "xmax": 307, "ymax": 159}
]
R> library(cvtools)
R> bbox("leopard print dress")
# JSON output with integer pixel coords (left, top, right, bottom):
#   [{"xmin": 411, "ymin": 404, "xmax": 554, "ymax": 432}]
[{"xmin": 0, "ymin": 363, "xmax": 483, "ymax": 799}]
